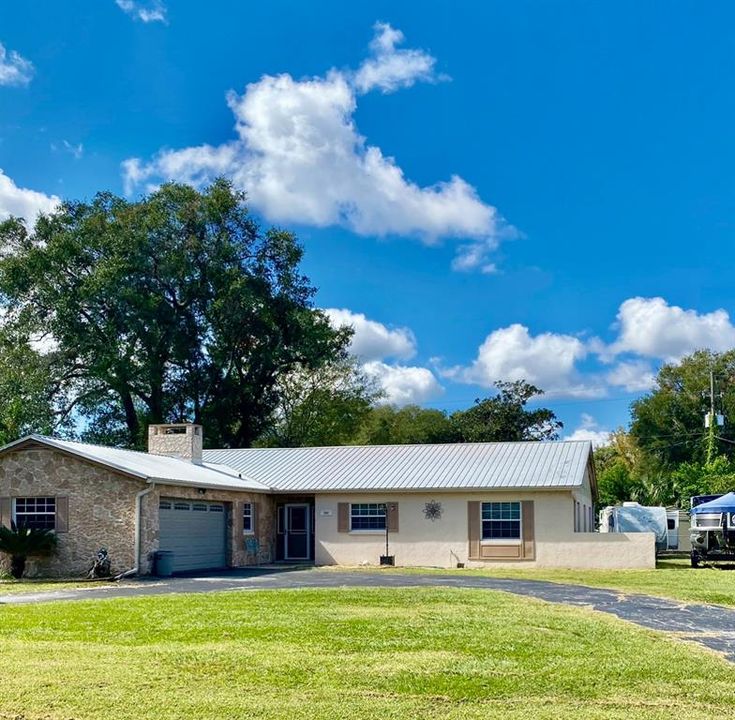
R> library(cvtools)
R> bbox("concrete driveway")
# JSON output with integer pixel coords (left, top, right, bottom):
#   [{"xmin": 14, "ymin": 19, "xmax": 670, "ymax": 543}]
[{"xmin": 3, "ymin": 567, "xmax": 735, "ymax": 662}]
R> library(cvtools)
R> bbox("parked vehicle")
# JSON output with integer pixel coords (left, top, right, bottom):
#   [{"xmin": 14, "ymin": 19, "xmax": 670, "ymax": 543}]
[
  {"xmin": 689, "ymin": 493, "xmax": 735, "ymax": 567},
  {"xmin": 599, "ymin": 502, "xmax": 670, "ymax": 552}
]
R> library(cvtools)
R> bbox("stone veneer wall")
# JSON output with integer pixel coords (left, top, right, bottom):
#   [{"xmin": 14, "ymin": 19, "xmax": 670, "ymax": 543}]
[
  {"xmin": 0, "ymin": 446, "xmax": 145, "ymax": 577},
  {"xmin": 138, "ymin": 485, "xmax": 275, "ymax": 574},
  {"xmin": 0, "ymin": 445, "xmax": 275, "ymax": 578}
]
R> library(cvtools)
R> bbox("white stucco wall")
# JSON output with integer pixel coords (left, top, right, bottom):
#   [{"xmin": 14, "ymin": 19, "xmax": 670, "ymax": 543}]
[{"xmin": 314, "ymin": 484, "xmax": 654, "ymax": 570}]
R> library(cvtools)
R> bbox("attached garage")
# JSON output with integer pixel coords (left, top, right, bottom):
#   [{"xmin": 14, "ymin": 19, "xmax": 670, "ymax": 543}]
[{"xmin": 158, "ymin": 497, "xmax": 227, "ymax": 572}]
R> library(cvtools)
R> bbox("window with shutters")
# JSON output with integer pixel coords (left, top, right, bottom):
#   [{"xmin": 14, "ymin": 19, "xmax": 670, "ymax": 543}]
[
  {"xmin": 350, "ymin": 503, "xmax": 386, "ymax": 531},
  {"xmin": 243, "ymin": 503, "xmax": 254, "ymax": 534},
  {"xmin": 481, "ymin": 502, "xmax": 521, "ymax": 541},
  {"xmin": 13, "ymin": 497, "xmax": 56, "ymax": 530}
]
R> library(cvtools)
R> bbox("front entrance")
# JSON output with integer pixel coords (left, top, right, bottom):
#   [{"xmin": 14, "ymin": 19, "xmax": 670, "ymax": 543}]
[
  {"xmin": 275, "ymin": 500, "xmax": 314, "ymax": 562},
  {"xmin": 284, "ymin": 503, "xmax": 311, "ymax": 561}
]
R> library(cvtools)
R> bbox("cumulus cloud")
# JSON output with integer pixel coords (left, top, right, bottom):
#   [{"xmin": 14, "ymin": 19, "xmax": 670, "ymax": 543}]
[
  {"xmin": 122, "ymin": 22, "xmax": 508, "ymax": 272},
  {"xmin": 324, "ymin": 308, "xmax": 416, "ymax": 361},
  {"xmin": 324, "ymin": 307, "xmax": 442, "ymax": 406},
  {"xmin": 115, "ymin": 0, "xmax": 167, "ymax": 23},
  {"xmin": 363, "ymin": 361, "xmax": 444, "ymax": 406},
  {"xmin": 0, "ymin": 170, "xmax": 59, "ymax": 224},
  {"xmin": 605, "ymin": 359, "xmax": 657, "ymax": 392},
  {"xmin": 0, "ymin": 42, "xmax": 34, "ymax": 87},
  {"xmin": 606, "ymin": 297, "xmax": 735, "ymax": 363},
  {"xmin": 443, "ymin": 323, "xmax": 602, "ymax": 398},
  {"xmin": 353, "ymin": 22, "xmax": 442, "ymax": 94},
  {"xmin": 565, "ymin": 414, "xmax": 611, "ymax": 448}
]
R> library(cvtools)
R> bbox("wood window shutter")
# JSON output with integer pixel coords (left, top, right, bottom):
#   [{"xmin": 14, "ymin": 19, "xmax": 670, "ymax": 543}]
[
  {"xmin": 0, "ymin": 497, "xmax": 11, "ymax": 529},
  {"xmin": 234, "ymin": 501, "xmax": 244, "ymax": 537},
  {"xmin": 337, "ymin": 503, "xmax": 350, "ymax": 532},
  {"xmin": 252, "ymin": 502, "xmax": 260, "ymax": 535},
  {"xmin": 521, "ymin": 500, "xmax": 535, "ymax": 560},
  {"xmin": 55, "ymin": 496, "xmax": 69, "ymax": 533},
  {"xmin": 467, "ymin": 501, "xmax": 480, "ymax": 559},
  {"xmin": 386, "ymin": 502, "xmax": 399, "ymax": 533}
]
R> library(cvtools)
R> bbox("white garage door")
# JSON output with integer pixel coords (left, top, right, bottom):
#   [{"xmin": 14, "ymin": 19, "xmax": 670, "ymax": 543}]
[{"xmin": 158, "ymin": 498, "xmax": 227, "ymax": 572}]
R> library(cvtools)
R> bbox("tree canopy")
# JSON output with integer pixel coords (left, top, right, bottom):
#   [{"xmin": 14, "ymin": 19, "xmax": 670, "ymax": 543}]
[
  {"xmin": 630, "ymin": 349, "xmax": 735, "ymax": 467},
  {"xmin": 0, "ymin": 180, "xmax": 349, "ymax": 448},
  {"xmin": 450, "ymin": 381, "xmax": 563, "ymax": 442}
]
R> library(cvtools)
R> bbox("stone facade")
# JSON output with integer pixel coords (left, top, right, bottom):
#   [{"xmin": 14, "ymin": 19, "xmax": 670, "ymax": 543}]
[
  {"xmin": 0, "ymin": 444, "xmax": 274, "ymax": 578},
  {"xmin": 138, "ymin": 484, "xmax": 275, "ymax": 574},
  {"xmin": 0, "ymin": 446, "xmax": 145, "ymax": 577}
]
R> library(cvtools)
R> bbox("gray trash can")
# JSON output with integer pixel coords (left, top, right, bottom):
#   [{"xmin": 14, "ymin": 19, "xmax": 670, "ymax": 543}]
[{"xmin": 153, "ymin": 550, "xmax": 175, "ymax": 577}]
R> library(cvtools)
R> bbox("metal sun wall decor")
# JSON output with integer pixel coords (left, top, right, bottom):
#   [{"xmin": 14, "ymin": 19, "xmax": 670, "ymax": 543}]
[{"xmin": 423, "ymin": 500, "xmax": 443, "ymax": 521}]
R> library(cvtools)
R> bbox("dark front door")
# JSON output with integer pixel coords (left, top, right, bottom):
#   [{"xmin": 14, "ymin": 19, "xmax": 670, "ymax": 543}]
[{"xmin": 285, "ymin": 503, "xmax": 310, "ymax": 561}]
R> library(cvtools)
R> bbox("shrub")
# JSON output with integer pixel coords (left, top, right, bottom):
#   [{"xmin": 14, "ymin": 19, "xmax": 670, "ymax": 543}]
[{"xmin": 0, "ymin": 524, "xmax": 58, "ymax": 579}]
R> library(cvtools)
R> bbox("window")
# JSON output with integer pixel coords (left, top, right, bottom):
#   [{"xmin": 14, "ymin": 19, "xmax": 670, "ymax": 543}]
[
  {"xmin": 481, "ymin": 502, "xmax": 521, "ymax": 540},
  {"xmin": 14, "ymin": 497, "xmax": 56, "ymax": 530},
  {"xmin": 159, "ymin": 500, "xmax": 172, "ymax": 510},
  {"xmin": 350, "ymin": 503, "xmax": 386, "ymax": 531},
  {"xmin": 174, "ymin": 502, "xmax": 191, "ymax": 511},
  {"xmin": 209, "ymin": 505, "xmax": 224, "ymax": 513},
  {"xmin": 243, "ymin": 503, "xmax": 254, "ymax": 534},
  {"xmin": 192, "ymin": 503, "xmax": 208, "ymax": 512}
]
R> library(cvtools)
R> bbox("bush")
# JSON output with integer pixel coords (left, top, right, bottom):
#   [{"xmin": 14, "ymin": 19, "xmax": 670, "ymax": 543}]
[{"xmin": 0, "ymin": 524, "xmax": 58, "ymax": 579}]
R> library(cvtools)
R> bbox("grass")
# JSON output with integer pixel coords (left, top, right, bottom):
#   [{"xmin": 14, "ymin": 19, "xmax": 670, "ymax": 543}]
[
  {"xmin": 0, "ymin": 578, "xmax": 116, "ymax": 595},
  {"xmin": 0, "ymin": 587, "xmax": 733, "ymax": 719},
  {"xmin": 351, "ymin": 556, "xmax": 735, "ymax": 608}
]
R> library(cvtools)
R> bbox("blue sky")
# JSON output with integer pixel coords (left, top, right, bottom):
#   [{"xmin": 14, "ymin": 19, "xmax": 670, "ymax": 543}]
[{"xmin": 3, "ymin": 1, "xmax": 735, "ymax": 443}]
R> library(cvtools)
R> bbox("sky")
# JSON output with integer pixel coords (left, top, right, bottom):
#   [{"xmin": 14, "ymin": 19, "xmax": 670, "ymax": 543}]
[{"xmin": 2, "ymin": 1, "xmax": 735, "ymax": 445}]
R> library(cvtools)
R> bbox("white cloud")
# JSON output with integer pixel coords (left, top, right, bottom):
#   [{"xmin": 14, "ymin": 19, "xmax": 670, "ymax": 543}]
[
  {"xmin": 606, "ymin": 297, "xmax": 735, "ymax": 363},
  {"xmin": 122, "ymin": 22, "xmax": 508, "ymax": 272},
  {"xmin": 324, "ymin": 308, "xmax": 416, "ymax": 361},
  {"xmin": 324, "ymin": 307, "xmax": 442, "ymax": 406},
  {"xmin": 0, "ymin": 42, "xmax": 34, "ymax": 87},
  {"xmin": 565, "ymin": 414, "xmax": 611, "ymax": 448},
  {"xmin": 353, "ymin": 22, "xmax": 442, "ymax": 94},
  {"xmin": 0, "ymin": 169, "xmax": 59, "ymax": 224},
  {"xmin": 51, "ymin": 140, "xmax": 84, "ymax": 160},
  {"xmin": 363, "ymin": 361, "xmax": 444, "ymax": 406},
  {"xmin": 606, "ymin": 359, "xmax": 657, "ymax": 392},
  {"xmin": 115, "ymin": 0, "xmax": 167, "ymax": 23},
  {"xmin": 444, "ymin": 323, "xmax": 602, "ymax": 398}
]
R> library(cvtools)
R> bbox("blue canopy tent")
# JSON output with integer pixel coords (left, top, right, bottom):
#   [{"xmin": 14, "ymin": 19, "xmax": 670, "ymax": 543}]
[{"xmin": 690, "ymin": 492, "xmax": 735, "ymax": 515}]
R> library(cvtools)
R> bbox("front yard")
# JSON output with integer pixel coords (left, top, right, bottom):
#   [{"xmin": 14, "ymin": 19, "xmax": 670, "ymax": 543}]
[
  {"xmin": 0, "ymin": 578, "xmax": 116, "ymax": 595},
  {"xmin": 354, "ymin": 556, "xmax": 735, "ymax": 608},
  {"xmin": 0, "ymin": 587, "xmax": 733, "ymax": 719}
]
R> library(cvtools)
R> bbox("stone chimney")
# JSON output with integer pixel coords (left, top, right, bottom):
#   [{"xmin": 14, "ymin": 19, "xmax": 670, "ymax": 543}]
[{"xmin": 147, "ymin": 424, "xmax": 203, "ymax": 464}]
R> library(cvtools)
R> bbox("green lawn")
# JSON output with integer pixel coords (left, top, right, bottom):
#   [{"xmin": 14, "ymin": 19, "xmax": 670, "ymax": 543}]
[
  {"xmin": 0, "ymin": 578, "xmax": 116, "ymax": 595},
  {"xmin": 0, "ymin": 587, "xmax": 733, "ymax": 719},
  {"xmin": 362, "ymin": 556, "xmax": 735, "ymax": 608}
]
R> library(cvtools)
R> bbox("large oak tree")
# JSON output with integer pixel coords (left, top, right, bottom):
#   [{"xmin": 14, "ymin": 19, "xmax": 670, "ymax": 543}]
[{"xmin": 0, "ymin": 180, "xmax": 349, "ymax": 448}]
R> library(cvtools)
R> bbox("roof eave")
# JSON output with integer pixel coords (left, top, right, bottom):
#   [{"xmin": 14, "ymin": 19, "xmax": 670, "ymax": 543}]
[
  {"xmin": 147, "ymin": 476, "xmax": 271, "ymax": 493},
  {"xmin": 0, "ymin": 435, "xmax": 149, "ymax": 481}
]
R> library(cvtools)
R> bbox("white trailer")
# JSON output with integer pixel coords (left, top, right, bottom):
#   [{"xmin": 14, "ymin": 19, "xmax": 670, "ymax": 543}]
[{"xmin": 599, "ymin": 502, "xmax": 672, "ymax": 552}]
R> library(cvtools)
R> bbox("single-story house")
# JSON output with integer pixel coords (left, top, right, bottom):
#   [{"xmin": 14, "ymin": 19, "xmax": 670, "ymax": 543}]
[{"xmin": 0, "ymin": 423, "xmax": 654, "ymax": 577}]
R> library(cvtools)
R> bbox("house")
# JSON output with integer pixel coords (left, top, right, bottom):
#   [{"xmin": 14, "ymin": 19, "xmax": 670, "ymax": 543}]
[{"xmin": 0, "ymin": 423, "xmax": 654, "ymax": 577}]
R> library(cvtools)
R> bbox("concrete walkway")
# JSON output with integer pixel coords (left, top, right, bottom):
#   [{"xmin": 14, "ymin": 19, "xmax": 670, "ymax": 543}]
[{"xmin": 3, "ymin": 567, "xmax": 735, "ymax": 661}]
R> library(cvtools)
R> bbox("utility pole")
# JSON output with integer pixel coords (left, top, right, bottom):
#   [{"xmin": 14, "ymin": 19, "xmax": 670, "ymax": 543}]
[{"xmin": 705, "ymin": 370, "xmax": 724, "ymax": 465}]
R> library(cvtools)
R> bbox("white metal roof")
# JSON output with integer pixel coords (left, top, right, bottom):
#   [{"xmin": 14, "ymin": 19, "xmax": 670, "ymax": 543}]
[
  {"xmin": 203, "ymin": 440, "xmax": 593, "ymax": 493},
  {"xmin": 4, "ymin": 435, "xmax": 270, "ymax": 492},
  {"xmin": 1, "ymin": 435, "xmax": 592, "ymax": 495}
]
